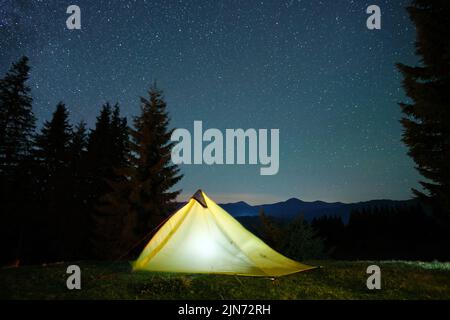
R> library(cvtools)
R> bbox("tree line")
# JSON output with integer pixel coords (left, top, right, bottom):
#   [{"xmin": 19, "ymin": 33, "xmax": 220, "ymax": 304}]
[
  {"xmin": 255, "ymin": 204, "xmax": 450, "ymax": 261},
  {"xmin": 311, "ymin": 205, "xmax": 450, "ymax": 261},
  {"xmin": 0, "ymin": 57, "xmax": 182, "ymax": 265}
]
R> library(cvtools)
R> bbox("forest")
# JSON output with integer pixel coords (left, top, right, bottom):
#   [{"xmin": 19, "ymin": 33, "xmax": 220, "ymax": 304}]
[
  {"xmin": 0, "ymin": 58, "xmax": 182, "ymax": 264},
  {"xmin": 253, "ymin": 204, "xmax": 450, "ymax": 262}
]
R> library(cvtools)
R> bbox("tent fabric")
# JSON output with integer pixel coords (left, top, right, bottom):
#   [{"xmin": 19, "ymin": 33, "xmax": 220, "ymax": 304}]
[{"xmin": 132, "ymin": 190, "xmax": 316, "ymax": 276}]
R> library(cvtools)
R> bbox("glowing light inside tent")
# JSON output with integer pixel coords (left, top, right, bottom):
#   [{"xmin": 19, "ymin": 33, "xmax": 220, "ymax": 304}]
[{"xmin": 191, "ymin": 233, "xmax": 217, "ymax": 259}]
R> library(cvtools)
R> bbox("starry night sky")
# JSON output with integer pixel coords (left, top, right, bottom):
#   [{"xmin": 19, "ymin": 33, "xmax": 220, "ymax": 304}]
[{"xmin": 0, "ymin": 0, "xmax": 421, "ymax": 204}]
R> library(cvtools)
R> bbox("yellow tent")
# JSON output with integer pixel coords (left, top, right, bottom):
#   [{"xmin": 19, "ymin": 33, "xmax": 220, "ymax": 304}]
[{"xmin": 132, "ymin": 190, "xmax": 315, "ymax": 276}]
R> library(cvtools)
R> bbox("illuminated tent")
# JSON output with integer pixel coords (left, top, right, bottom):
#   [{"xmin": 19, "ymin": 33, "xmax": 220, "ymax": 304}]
[{"xmin": 132, "ymin": 190, "xmax": 315, "ymax": 276}]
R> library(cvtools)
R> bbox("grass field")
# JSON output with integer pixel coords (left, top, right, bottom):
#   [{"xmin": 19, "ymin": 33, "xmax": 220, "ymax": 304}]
[{"xmin": 1, "ymin": 260, "xmax": 450, "ymax": 300}]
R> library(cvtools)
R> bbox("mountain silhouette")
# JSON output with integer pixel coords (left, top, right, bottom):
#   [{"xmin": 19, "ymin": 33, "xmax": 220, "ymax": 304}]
[{"xmin": 220, "ymin": 198, "xmax": 417, "ymax": 223}]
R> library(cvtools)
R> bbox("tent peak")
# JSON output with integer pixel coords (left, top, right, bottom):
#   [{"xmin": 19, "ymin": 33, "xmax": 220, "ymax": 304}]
[{"xmin": 192, "ymin": 189, "xmax": 207, "ymax": 208}]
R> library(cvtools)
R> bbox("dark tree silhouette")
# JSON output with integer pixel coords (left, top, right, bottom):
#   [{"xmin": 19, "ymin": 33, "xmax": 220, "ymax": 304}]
[
  {"xmin": 257, "ymin": 208, "xmax": 325, "ymax": 259},
  {"xmin": 311, "ymin": 215, "xmax": 345, "ymax": 256},
  {"xmin": 85, "ymin": 104, "xmax": 129, "ymax": 207},
  {"xmin": 110, "ymin": 105, "xmax": 130, "ymax": 166},
  {"xmin": 35, "ymin": 103, "xmax": 72, "ymax": 172},
  {"xmin": 283, "ymin": 215, "xmax": 325, "ymax": 261},
  {"xmin": 397, "ymin": 0, "xmax": 450, "ymax": 222},
  {"xmin": 70, "ymin": 121, "xmax": 88, "ymax": 175},
  {"xmin": 0, "ymin": 56, "xmax": 35, "ymax": 264},
  {"xmin": 258, "ymin": 207, "xmax": 284, "ymax": 250},
  {"xmin": 129, "ymin": 86, "xmax": 183, "ymax": 238},
  {"xmin": 0, "ymin": 56, "xmax": 35, "ymax": 178},
  {"xmin": 33, "ymin": 103, "xmax": 73, "ymax": 260},
  {"xmin": 66, "ymin": 121, "xmax": 90, "ymax": 259},
  {"xmin": 96, "ymin": 86, "xmax": 183, "ymax": 259},
  {"xmin": 309, "ymin": 204, "xmax": 449, "ymax": 261},
  {"xmin": 86, "ymin": 103, "xmax": 131, "ymax": 259}
]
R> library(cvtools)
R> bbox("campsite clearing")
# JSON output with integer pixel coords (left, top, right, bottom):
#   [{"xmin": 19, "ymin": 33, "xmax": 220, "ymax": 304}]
[{"xmin": 1, "ymin": 260, "xmax": 449, "ymax": 299}]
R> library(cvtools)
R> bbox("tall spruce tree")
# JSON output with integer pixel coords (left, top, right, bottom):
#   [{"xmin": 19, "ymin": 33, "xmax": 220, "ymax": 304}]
[
  {"xmin": 111, "ymin": 104, "xmax": 130, "ymax": 167},
  {"xmin": 0, "ymin": 56, "xmax": 35, "ymax": 178},
  {"xmin": 34, "ymin": 103, "xmax": 73, "ymax": 260},
  {"xmin": 258, "ymin": 208, "xmax": 284, "ymax": 250},
  {"xmin": 69, "ymin": 121, "xmax": 89, "ymax": 205},
  {"xmin": 86, "ymin": 103, "xmax": 114, "ymax": 205},
  {"xmin": 35, "ymin": 103, "xmax": 72, "ymax": 175},
  {"xmin": 88, "ymin": 103, "xmax": 132, "ymax": 259},
  {"xmin": 67, "ymin": 121, "xmax": 90, "ymax": 259},
  {"xmin": 0, "ymin": 56, "xmax": 36, "ymax": 264},
  {"xmin": 70, "ymin": 121, "xmax": 88, "ymax": 176},
  {"xmin": 96, "ymin": 86, "xmax": 182, "ymax": 259},
  {"xmin": 283, "ymin": 215, "xmax": 325, "ymax": 261},
  {"xmin": 130, "ymin": 86, "xmax": 183, "ymax": 237},
  {"xmin": 86, "ymin": 104, "xmax": 129, "ymax": 194},
  {"xmin": 397, "ymin": 0, "xmax": 450, "ymax": 221}
]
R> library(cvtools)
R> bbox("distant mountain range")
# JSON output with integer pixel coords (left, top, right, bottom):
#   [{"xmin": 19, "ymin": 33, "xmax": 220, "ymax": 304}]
[{"xmin": 219, "ymin": 198, "xmax": 417, "ymax": 223}]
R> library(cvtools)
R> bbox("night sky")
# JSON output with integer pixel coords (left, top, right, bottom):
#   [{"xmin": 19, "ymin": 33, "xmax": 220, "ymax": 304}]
[{"xmin": 0, "ymin": 0, "xmax": 421, "ymax": 204}]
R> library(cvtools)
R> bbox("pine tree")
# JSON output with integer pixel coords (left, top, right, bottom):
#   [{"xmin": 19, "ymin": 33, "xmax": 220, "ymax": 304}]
[
  {"xmin": 0, "ymin": 56, "xmax": 36, "ymax": 264},
  {"xmin": 0, "ymin": 56, "xmax": 35, "ymax": 178},
  {"xmin": 396, "ymin": 0, "xmax": 450, "ymax": 221},
  {"xmin": 70, "ymin": 121, "xmax": 88, "ymax": 175},
  {"xmin": 88, "ymin": 103, "xmax": 132, "ymax": 259},
  {"xmin": 258, "ymin": 207, "xmax": 284, "ymax": 250},
  {"xmin": 69, "ymin": 121, "xmax": 89, "ymax": 211},
  {"xmin": 93, "ymin": 177, "xmax": 136, "ymax": 259},
  {"xmin": 95, "ymin": 86, "xmax": 182, "ymax": 259},
  {"xmin": 111, "ymin": 104, "xmax": 130, "ymax": 168},
  {"xmin": 129, "ymin": 86, "xmax": 182, "ymax": 238},
  {"xmin": 34, "ymin": 103, "xmax": 73, "ymax": 260},
  {"xmin": 35, "ymin": 103, "xmax": 72, "ymax": 174},
  {"xmin": 311, "ymin": 215, "xmax": 344, "ymax": 257},
  {"xmin": 85, "ymin": 103, "xmax": 130, "ymax": 198},
  {"xmin": 67, "ymin": 121, "xmax": 90, "ymax": 259},
  {"xmin": 283, "ymin": 215, "xmax": 325, "ymax": 261},
  {"xmin": 85, "ymin": 103, "xmax": 114, "ymax": 205}
]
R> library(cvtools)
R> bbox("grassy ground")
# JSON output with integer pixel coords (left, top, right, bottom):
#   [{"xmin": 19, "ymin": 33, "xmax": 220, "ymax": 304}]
[{"xmin": 1, "ymin": 260, "xmax": 450, "ymax": 300}]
